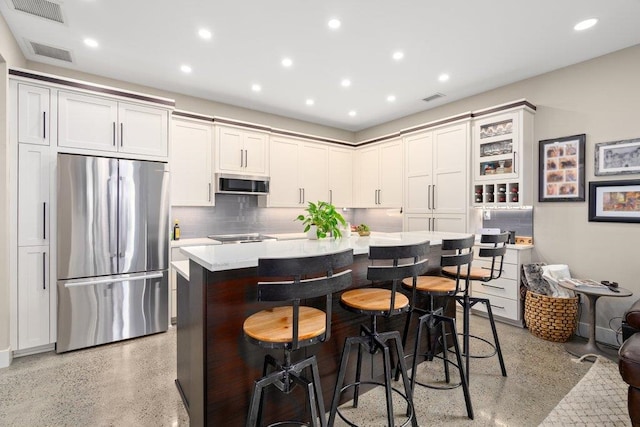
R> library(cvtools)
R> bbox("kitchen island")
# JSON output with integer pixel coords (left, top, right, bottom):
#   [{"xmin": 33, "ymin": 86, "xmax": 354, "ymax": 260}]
[{"xmin": 176, "ymin": 231, "xmax": 471, "ymax": 426}]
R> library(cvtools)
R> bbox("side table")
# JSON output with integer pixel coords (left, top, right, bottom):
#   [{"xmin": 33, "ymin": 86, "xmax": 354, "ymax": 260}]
[{"xmin": 558, "ymin": 280, "xmax": 632, "ymax": 360}]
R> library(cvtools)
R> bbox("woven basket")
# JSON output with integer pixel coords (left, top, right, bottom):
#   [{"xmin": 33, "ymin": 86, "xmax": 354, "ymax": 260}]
[{"xmin": 524, "ymin": 290, "xmax": 578, "ymax": 343}]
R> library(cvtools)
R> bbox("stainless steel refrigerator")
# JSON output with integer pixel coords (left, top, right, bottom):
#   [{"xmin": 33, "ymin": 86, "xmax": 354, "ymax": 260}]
[{"xmin": 56, "ymin": 153, "xmax": 169, "ymax": 353}]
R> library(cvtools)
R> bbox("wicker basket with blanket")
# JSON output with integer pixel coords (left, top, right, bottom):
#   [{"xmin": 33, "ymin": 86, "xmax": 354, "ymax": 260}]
[{"xmin": 521, "ymin": 263, "xmax": 579, "ymax": 343}]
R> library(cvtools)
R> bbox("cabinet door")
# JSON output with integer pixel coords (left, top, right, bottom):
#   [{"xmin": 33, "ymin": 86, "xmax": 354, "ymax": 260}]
[
  {"xmin": 379, "ymin": 139, "xmax": 403, "ymax": 207},
  {"xmin": 328, "ymin": 147, "xmax": 353, "ymax": 208},
  {"xmin": 18, "ymin": 246, "xmax": 50, "ymax": 349},
  {"xmin": 243, "ymin": 132, "xmax": 268, "ymax": 175},
  {"xmin": 18, "ymin": 84, "xmax": 50, "ymax": 145},
  {"xmin": 217, "ymin": 126, "xmax": 244, "ymax": 172},
  {"xmin": 118, "ymin": 102, "xmax": 169, "ymax": 157},
  {"xmin": 268, "ymin": 137, "xmax": 301, "ymax": 207},
  {"xmin": 432, "ymin": 213, "xmax": 467, "ymax": 233},
  {"xmin": 404, "ymin": 214, "xmax": 430, "ymax": 232},
  {"xmin": 404, "ymin": 131, "xmax": 433, "ymax": 213},
  {"xmin": 18, "ymin": 144, "xmax": 50, "ymax": 246},
  {"xmin": 354, "ymin": 146, "xmax": 379, "ymax": 207},
  {"xmin": 300, "ymin": 143, "xmax": 328, "ymax": 204},
  {"xmin": 433, "ymin": 123, "xmax": 468, "ymax": 214},
  {"xmin": 58, "ymin": 91, "xmax": 118, "ymax": 152},
  {"xmin": 473, "ymin": 112, "xmax": 519, "ymax": 181},
  {"xmin": 171, "ymin": 119, "xmax": 213, "ymax": 206}
]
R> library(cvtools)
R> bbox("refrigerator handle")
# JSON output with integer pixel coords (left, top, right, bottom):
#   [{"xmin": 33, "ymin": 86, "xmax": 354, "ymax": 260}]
[
  {"xmin": 63, "ymin": 272, "xmax": 164, "ymax": 287},
  {"xmin": 107, "ymin": 176, "xmax": 118, "ymax": 260}
]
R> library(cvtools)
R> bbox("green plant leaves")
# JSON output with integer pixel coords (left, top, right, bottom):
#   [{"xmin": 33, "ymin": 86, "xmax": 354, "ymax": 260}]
[{"xmin": 294, "ymin": 200, "xmax": 347, "ymax": 239}]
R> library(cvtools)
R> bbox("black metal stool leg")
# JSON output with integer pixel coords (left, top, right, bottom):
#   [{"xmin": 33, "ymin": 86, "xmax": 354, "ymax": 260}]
[
  {"xmin": 309, "ymin": 357, "xmax": 327, "ymax": 427},
  {"xmin": 380, "ymin": 341, "xmax": 395, "ymax": 427},
  {"xmin": 440, "ymin": 319, "xmax": 451, "ymax": 383},
  {"xmin": 482, "ymin": 299, "xmax": 507, "ymax": 377},
  {"xmin": 389, "ymin": 332, "xmax": 417, "ymax": 426},
  {"xmin": 353, "ymin": 342, "xmax": 364, "ymax": 407},
  {"xmin": 395, "ymin": 308, "xmax": 414, "ymax": 381},
  {"xmin": 247, "ymin": 371, "xmax": 282, "ymax": 427},
  {"xmin": 410, "ymin": 314, "xmax": 426, "ymax": 394},
  {"xmin": 328, "ymin": 336, "xmax": 354, "ymax": 427}
]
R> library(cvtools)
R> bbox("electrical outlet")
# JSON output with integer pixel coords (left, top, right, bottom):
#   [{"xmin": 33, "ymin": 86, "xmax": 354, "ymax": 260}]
[{"xmin": 483, "ymin": 209, "xmax": 491, "ymax": 220}]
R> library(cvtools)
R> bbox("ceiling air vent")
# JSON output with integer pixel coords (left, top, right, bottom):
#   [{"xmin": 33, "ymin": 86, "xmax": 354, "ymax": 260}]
[
  {"xmin": 422, "ymin": 93, "xmax": 445, "ymax": 102},
  {"xmin": 11, "ymin": 0, "xmax": 64, "ymax": 23},
  {"xmin": 30, "ymin": 41, "xmax": 72, "ymax": 62}
]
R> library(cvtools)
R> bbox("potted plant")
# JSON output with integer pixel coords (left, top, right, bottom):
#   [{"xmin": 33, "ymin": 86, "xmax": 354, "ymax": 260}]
[
  {"xmin": 295, "ymin": 201, "xmax": 347, "ymax": 239},
  {"xmin": 355, "ymin": 223, "xmax": 370, "ymax": 236}
]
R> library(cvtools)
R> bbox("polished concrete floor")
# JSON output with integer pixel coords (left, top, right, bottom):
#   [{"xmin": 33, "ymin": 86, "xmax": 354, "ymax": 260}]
[{"xmin": 0, "ymin": 313, "xmax": 596, "ymax": 427}]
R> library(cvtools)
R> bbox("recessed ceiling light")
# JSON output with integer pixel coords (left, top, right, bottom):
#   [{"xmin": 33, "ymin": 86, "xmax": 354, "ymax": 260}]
[
  {"xmin": 251, "ymin": 84, "xmax": 262, "ymax": 92},
  {"xmin": 83, "ymin": 38, "xmax": 98, "ymax": 48},
  {"xmin": 392, "ymin": 51, "xmax": 404, "ymax": 61},
  {"xmin": 305, "ymin": 99, "xmax": 315, "ymax": 106},
  {"xmin": 281, "ymin": 57, "xmax": 293, "ymax": 67},
  {"xmin": 180, "ymin": 64, "xmax": 192, "ymax": 73},
  {"xmin": 198, "ymin": 28, "xmax": 212, "ymax": 40},
  {"xmin": 387, "ymin": 95, "xmax": 396, "ymax": 102},
  {"xmin": 574, "ymin": 18, "xmax": 598, "ymax": 31},
  {"xmin": 438, "ymin": 73, "xmax": 450, "ymax": 82},
  {"xmin": 348, "ymin": 110, "xmax": 356, "ymax": 117},
  {"xmin": 341, "ymin": 79, "xmax": 351, "ymax": 87},
  {"xmin": 328, "ymin": 18, "xmax": 341, "ymax": 29}
]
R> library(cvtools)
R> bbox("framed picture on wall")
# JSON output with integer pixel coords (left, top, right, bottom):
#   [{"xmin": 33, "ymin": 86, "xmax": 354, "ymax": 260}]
[
  {"xmin": 538, "ymin": 134, "xmax": 586, "ymax": 202},
  {"xmin": 594, "ymin": 138, "xmax": 640, "ymax": 176},
  {"xmin": 588, "ymin": 180, "xmax": 640, "ymax": 223}
]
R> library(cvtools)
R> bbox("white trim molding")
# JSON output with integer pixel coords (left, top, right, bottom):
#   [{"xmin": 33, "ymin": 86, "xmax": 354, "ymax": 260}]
[{"xmin": 0, "ymin": 346, "xmax": 13, "ymax": 368}]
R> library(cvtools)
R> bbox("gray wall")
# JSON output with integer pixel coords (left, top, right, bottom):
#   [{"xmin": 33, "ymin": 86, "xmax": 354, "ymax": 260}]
[{"xmin": 359, "ymin": 45, "xmax": 640, "ymax": 336}]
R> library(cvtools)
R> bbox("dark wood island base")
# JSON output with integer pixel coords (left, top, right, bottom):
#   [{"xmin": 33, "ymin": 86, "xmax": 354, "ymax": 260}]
[{"xmin": 176, "ymin": 249, "xmax": 449, "ymax": 426}]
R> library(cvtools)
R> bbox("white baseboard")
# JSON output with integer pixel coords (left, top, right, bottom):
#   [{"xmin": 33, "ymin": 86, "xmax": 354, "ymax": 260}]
[
  {"xmin": 575, "ymin": 321, "xmax": 622, "ymax": 348},
  {"xmin": 0, "ymin": 346, "xmax": 13, "ymax": 368}
]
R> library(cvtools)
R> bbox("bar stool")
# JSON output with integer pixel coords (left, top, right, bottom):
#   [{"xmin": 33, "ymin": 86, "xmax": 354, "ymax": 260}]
[
  {"xmin": 328, "ymin": 241, "xmax": 428, "ymax": 427},
  {"xmin": 243, "ymin": 248, "xmax": 354, "ymax": 427},
  {"xmin": 441, "ymin": 232, "xmax": 508, "ymax": 382},
  {"xmin": 398, "ymin": 235, "xmax": 474, "ymax": 419}
]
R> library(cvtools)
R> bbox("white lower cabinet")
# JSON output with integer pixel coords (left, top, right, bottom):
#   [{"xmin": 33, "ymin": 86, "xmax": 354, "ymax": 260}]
[
  {"xmin": 17, "ymin": 246, "xmax": 50, "ymax": 349},
  {"xmin": 403, "ymin": 213, "xmax": 467, "ymax": 233},
  {"xmin": 470, "ymin": 246, "xmax": 532, "ymax": 326}
]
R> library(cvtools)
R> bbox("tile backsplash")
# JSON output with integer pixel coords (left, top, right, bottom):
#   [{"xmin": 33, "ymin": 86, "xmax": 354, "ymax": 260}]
[
  {"xmin": 171, "ymin": 195, "xmax": 403, "ymax": 239},
  {"xmin": 481, "ymin": 209, "xmax": 533, "ymax": 238}
]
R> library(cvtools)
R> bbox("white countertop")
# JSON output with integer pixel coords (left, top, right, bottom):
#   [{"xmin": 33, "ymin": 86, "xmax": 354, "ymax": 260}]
[
  {"xmin": 170, "ymin": 238, "xmax": 222, "ymax": 248},
  {"xmin": 180, "ymin": 231, "xmax": 471, "ymax": 272},
  {"xmin": 171, "ymin": 260, "xmax": 190, "ymax": 280}
]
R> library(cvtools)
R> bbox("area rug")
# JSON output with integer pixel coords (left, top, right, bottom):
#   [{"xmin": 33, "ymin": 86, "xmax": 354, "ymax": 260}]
[{"xmin": 540, "ymin": 355, "xmax": 629, "ymax": 426}]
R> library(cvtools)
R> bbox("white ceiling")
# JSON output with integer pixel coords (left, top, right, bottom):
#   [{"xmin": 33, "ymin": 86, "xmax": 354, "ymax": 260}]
[{"xmin": 2, "ymin": 0, "xmax": 640, "ymax": 132}]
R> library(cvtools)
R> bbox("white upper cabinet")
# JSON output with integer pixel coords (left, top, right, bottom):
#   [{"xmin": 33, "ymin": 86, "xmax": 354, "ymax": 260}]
[
  {"xmin": 171, "ymin": 118, "xmax": 214, "ymax": 206},
  {"xmin": 354, "ymin": 138, "xmax": 403, "ymax": 208},
  {"xmin": 267, "ymin": 136, "xmax": 328, "ymax": 207},
  {"xmin": 18, "ymin": 84, "xmax": 50, "ymax": 146},
  {"xmin": 403, "ymin": 122, "xmax": 469, "ymax": 232},
  {"xmin": 471, "ymin": 105, "xmax": 534, "ymax": 207},
  {"xmin": 18, "ymin": 144, "xmax": 51, "ymax": 247},
  {"xmin": 216, "ymin": 125, "xmax": 268, "ymax": 176},
  {"xmin": 58, "ymin": 91, "xmax": 169, "ymax": 158},
  {"xmin": 328, "ymin": 146, "xmax": 353, "ymax": 208}
]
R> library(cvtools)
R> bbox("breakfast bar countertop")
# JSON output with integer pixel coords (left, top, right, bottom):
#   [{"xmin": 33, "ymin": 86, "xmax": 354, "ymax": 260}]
[{"xmin": 180, "ymin": 231, "xmax": 472, "ymax": 272}]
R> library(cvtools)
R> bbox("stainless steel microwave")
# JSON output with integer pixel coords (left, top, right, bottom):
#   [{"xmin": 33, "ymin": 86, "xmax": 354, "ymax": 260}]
[{"xmin": 215, "ymin": 173, "xmax": 270, "ymax": 195}]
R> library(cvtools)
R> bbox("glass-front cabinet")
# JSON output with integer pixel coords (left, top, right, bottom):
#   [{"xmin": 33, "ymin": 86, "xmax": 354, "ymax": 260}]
[{"xmin": 472, "ymin": 102, "xmax": 535, "ymax": 207}]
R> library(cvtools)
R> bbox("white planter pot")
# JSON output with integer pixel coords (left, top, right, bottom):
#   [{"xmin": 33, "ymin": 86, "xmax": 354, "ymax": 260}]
[{"xmin": 307, "ymin": 225, "xmax": 318, "ymax": 240}]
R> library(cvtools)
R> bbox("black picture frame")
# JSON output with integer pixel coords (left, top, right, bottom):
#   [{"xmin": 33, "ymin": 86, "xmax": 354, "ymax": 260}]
[
  {"xmin": 594, "ymin": 138, "xmax": 640, "ymax": 176},
  {"xmin": 588, "ymin": 179, "xmax": 640, "ymax": 223},
  {"xmin": 538, "ymin": 134, "xmax": 586, "ymax": 202}
]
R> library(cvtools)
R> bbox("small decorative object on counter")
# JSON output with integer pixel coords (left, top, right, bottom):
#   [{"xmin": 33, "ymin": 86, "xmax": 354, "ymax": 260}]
[
  {"xmin": 355, "ymin": 223, "xmax": 370, "ymax": 237},
  {"xmin": 173, "ymin": 219, "xmax": 181, "ymax": 240},
  {"xmin": 295, "ymin": 201, "xmax": 347, "ymax": 239}
]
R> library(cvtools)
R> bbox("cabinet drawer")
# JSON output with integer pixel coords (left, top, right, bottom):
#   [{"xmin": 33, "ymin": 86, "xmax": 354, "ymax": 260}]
[
  {"xmin": 471, "ymin": 277, "xmax": 518, "ymax": 299},
  {"xmin": 471, "ymin": 291, "xmax": 519, "ymax": 321},
  {"xmin": 471, "ymin": 259, "xmax": 517, "ymax": 280}
]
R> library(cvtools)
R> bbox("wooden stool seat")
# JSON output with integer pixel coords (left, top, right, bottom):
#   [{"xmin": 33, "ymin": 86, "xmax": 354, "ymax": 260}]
[
  {"xmin": 442, "ymin": 265, "xmax": 490, "ymax": 281},
  {"xmin": 402, "ymin": 276, "xmax": 456, "ymax": 293},
  {"xmin": 341, "ymin": 288, "xmax": 409, "ymax": 312},
  {"xmin": 243, "ymin": 306, "xmax": 326, "ymax": 343}
]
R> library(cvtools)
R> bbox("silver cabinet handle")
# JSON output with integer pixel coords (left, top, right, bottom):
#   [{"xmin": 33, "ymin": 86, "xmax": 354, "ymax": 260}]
[
  {"xmin": 378, "ymin": 189, "xmax": 382, "ymax": 205},
  {"xmin": 427, "ymin": 185, "xmax": 432, "ymax": 210},
  {"xmin": 329, "ymin": 189, "xmax": 333, "ymax": 204},
  {"xmin": 43, "ymin": 112, "xmax": 46, "ymax": 139},
  {"xmin": 433, "ymin": 217, "xmax": 436, "ymax": 231},
  {"xmin": 481, "ymin": 283, "xmax": 505, "ymax": 290},
  {"xmin": 43, "ymin": 202, "xmax": 46, "ymax": 239},
  {"xmin": 244, "ymin": 150, "xmax": 248, "ymax": 168},
  {"xmin": 513, "ymin": 151, "xmax": 517, "ymax": 174},
  {"xmin": 491, "ymin": 304, "xmax": 505, "ymax": 310},
  {"xmin": 120, "ymin": 123, "xmax": 124, "ymax": 146},
  {"xmin": 432, "ymin": 185, "xmax": 436, "ymax": 210},
  {"xmin": 302, "ymin": 188, "xmax": 305, "ymax": 203},
  {"xmin": 42, "ymin": 252, "xmax": 46, "ymax": 290},
  {"xmin": 299, "ymin": 188, "xmax": 302, "ymax": 204},
  {"xmin": 240, "ymin": 150, "xmax": 244, "ymax": 167},
  {"xmin": 208, "ymin": 183, "xmax": 212, "ymax": 202}
]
